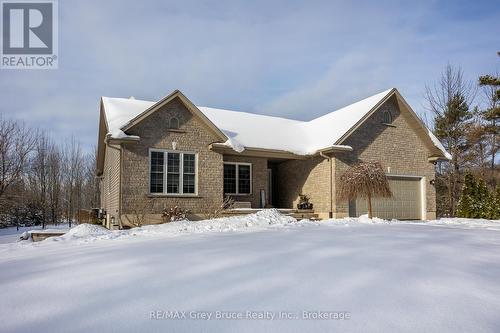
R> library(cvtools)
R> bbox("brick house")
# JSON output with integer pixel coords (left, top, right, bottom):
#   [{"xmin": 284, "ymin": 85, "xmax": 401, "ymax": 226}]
[{"xmin": 96, "ymin": 88, "xmax": 450, "ymax": 228}]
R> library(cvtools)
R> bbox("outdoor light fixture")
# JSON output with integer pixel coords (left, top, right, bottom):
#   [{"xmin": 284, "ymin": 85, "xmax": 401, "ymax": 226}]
[{"xmin": 430, "ymin": 179, "xmax": 436, "ymax": 185}]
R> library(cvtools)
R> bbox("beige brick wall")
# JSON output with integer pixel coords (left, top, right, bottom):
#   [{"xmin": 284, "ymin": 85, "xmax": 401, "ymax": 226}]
[
  {"xmin": 333, "ymin": 95, "xmax": 436, "ymax": 219},
  {"xmin": 275, "ymin": 156, "xmax": 332, "ymax": 217},
  {"xmin": 110, "ymin": 94, "xmax": 436, "ymax": 225},
  {"xmin": 223, "ymin": 155, "xmax": 268, "ymax": 208},
  {"xmin": 119, "ymin": 97, "xmax": 224, "ymax": 225}
]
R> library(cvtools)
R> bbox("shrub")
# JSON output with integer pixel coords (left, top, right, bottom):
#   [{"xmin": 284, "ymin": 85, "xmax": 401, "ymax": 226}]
[
  {"xmin": 205, "ymin": 196, "xmax": 235, "ymax": 220},
  {"xmin": 162, "ymin": 206, "xmax": 189, "ymax": 223},
  {"xmin": 457, "ymin": 173, "xmax": 480, "ymax": 218},
  {"xmin": 487, "ymin": 187, "xmax": 500, "ymax": 220},
  {"xmin": 457, "ymin": 173, "xmax": 498, "ymax": 219}
]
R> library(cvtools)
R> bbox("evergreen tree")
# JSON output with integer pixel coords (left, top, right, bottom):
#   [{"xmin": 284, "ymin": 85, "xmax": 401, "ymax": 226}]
[
  {"xmin": 478, "ymin": 53, "xmax": 500, "ymax": 174},
  {"xmin": 474, "ymin": 178, "xmax": 491, "ymax": 219},
  {"xmin": 434, "ymin": 92, "xmax": 473, "ymax": 215},
  {"xmin": 457, "ymin": 173, "xmax": 499, "ymax": 219},
  {"xmin": 425, "ymin": 65, "xmax": 475, "ymax": 216},
  {"xmin": 457, "ymin": 173, "xmax": 478, "ymax": 218},
  {"xmin": 486, "ymin": 186, "xmax": 500, "ymax": 220}
]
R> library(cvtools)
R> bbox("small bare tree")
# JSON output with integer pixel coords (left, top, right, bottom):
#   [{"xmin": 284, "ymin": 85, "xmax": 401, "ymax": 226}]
[
  {"xmin": 337, "ymin": 161, "xmax": 392, "ymax": 219},
  {"xmin": 206, "ymin": 196, "xmax": 235, "ymax": 219},
  {"xmin": 128, "ymin": 198, "xmax": 154, "ymax": 227}
]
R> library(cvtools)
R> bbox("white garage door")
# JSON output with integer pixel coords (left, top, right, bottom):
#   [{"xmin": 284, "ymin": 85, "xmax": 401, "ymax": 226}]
[{"xmin": 349, "ymin": 176, "xmax": 422, "ymax": 220}]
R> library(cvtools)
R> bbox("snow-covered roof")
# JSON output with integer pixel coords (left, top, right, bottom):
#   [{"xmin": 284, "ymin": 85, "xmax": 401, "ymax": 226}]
[
  {"xmin": 101, "ymin": 97, "xmax": 155, "ymax": 139},
  {"xmin": 101, "ymin": 89, "xmax": 450, "ymax": 158},
  {"xmin": 198, "ymin": 89, "xmax": 392, "ymax": 154}
]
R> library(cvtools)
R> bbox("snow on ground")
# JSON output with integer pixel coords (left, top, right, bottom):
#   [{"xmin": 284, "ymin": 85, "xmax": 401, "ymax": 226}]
[
  {"xmin": 1, "ymin": 210, "xmax": 500, "ymax": 332},
  {"xmin": 0, "ymin": 223, "xmax": 70, "ymax": 244}
]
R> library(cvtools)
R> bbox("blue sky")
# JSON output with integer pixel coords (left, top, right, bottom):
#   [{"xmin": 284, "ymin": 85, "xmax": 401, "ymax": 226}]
[{"xmin": 0, "ymin": 0, "xmax": 499, "ymax": 151}]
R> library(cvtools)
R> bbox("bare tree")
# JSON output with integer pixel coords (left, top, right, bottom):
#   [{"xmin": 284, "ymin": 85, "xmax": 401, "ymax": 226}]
[
  {"xmin": 0, "ymin": 118, "xmax": 36, "ymax": 201},
  {"xmin": 0, "ymin": 119, "xmax": 97, "ymax": 228},
  {"xmin": 27, "ymin": 132, "xmax": 55, "ymax": 228},
  {"xmin": 425, "ymin": 64, "xmax": 477, "ymax": 117},
  {"xmin": 425, "ymin": 64, "xmax": 477, "ymax": 216},
  {"xmin": 337, "ymin": 161, "xmax": 392, "ymax": 219},
  {"xmin": 81, "ymin": 148, "xmax": 100, "ymax": 210},
  {"xmin": 47, "ymin": 144, "xmax": 62, "ymax": 225},
  {"xmin": 203, "ymin": 196, "xmax": 235, "ymax": 219},
  {"xmin": 126, "ymin": 197, "xmax": 154, "ymax": 227},
  {"xmin": 62, "ymin": 137, "xmax": 84, "ymax": 227}
]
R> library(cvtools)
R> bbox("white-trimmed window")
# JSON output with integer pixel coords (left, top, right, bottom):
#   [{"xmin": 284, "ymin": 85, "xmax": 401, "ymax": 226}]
[
  {"xmin": 224, "ymin": 162, "xmax": 251, "ymax": 195},
  {"xmin": 150, "ymin": 149, "xmax": 197, "ymax": 195}
]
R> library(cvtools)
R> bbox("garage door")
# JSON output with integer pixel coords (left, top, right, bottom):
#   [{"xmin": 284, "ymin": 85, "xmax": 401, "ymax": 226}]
[{"xmin": 349, "ymin": 176, "xmax": 422, "ymax": 220}]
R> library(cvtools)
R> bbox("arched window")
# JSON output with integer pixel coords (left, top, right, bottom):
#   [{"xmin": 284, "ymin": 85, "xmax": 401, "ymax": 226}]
[
  {"xmin": 169, "ymin": 117, "xmax": 179, "ymax": 129},
  {"xmin": 382, "ymin": 110, "xmax": 392, "ymax": 124}
]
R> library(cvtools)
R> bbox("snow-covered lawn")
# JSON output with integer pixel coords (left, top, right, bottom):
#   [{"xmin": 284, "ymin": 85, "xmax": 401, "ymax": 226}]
[
  {"xmin": 0, "ymin": 223, "xmax": 70, "ymax": 244},
  {"xmin": 1, "ymin": 211, "xmax": 500, "ymax": 333}
]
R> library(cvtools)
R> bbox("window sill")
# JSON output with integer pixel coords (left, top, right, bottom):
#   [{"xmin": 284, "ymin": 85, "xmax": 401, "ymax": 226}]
[
  {"xmin": 382, "ymin": 123, "xmax": 396, "ymax": 127},
  {"xmin": 167, "ymin": 129, "xmax": 187, "ymax": 133},
  {"xmin": 225, "ymin": 193, "xmax": 252, "ymax": 196},
  {"xmin": 147, "ymin": 194, "xmax": 202, "ymax": 198}
]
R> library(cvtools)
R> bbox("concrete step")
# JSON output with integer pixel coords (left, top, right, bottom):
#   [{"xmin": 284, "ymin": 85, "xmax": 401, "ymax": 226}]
[
  {"xmin": 221, "ymin": 208, "xmax": 321, "ymax": 220},
  {"xmin": 287, "ymin": 212, "xmax": 320, "ymax": 220}
]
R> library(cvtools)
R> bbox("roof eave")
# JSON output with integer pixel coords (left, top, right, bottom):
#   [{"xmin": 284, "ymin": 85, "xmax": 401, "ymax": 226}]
[
  {"xmin": 335, "ymin": 88, "xmax": 396, "ymax": 145},
  {"xmin": 317, "ymin": 145, "xmax": 353, "ymax": 154},
  {"xmin": 209, "ymin": 143, "xmax": 309, "ymax": 160},
  {"xmin": 119, "ymin": 90, "xmax": 228, "ymax": 142}
]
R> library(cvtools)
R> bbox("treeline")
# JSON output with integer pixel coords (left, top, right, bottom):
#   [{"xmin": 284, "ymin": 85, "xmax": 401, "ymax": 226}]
[
  {"xmin": 0, "ymin": 118, "xmax": 98, "ymax": 228},
  {"xmin": 426, "ymin": 53, "xmax": 499, "ymax": 217}
]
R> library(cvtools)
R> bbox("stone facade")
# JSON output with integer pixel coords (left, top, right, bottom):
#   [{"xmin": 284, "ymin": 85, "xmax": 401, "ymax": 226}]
[
  {"xmin": 120, "ymin": 97, "xmax": 225, "ymax": 225},
  {"xmin": 274, "ymin": 157, "xmax": 332, "ymax": 218},
  {"xmin": 332, "ymin": 96, "xmax": 437, "ymax": 219}
]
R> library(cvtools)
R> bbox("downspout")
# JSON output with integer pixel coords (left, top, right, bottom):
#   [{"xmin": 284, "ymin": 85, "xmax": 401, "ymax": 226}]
[
  {"xmin": 319, "ymin": 151, "xmax": 333, "ymax": 219},
  {"xmin": 104, "ymin": 134, "xmax": 123, "ymax": 229}
]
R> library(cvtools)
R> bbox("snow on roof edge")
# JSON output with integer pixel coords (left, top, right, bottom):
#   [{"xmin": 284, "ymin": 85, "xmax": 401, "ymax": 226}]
[{"xmin": 100, "ymin": 89, "xmax": 450, "ymax": 159}]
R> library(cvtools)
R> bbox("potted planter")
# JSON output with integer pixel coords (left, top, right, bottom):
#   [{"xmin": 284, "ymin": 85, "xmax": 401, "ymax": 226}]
[{"xmin": 297, "ymin": 194, "xmax": 313, "ymax": 210}]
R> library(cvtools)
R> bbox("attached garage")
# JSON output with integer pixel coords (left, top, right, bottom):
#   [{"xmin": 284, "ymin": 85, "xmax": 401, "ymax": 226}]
[{"xmin": 349, "ymin": 176, "xmax": 424, "ymax": 220}]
